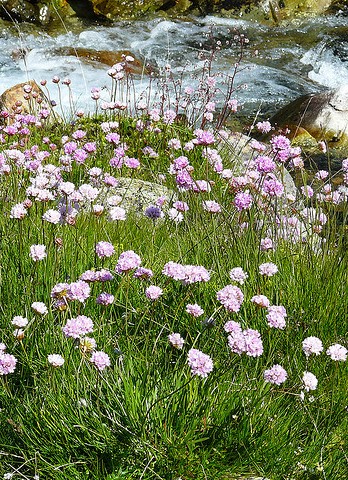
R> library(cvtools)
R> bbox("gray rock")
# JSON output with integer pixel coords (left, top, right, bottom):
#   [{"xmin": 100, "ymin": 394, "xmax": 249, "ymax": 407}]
[
  {"xmin": 270, "ymin": 85, "xmax": 348, "ymax": 146},
  {"xmin": 109, "ymin": 177, "xmax": 176, "ymax": 213}
]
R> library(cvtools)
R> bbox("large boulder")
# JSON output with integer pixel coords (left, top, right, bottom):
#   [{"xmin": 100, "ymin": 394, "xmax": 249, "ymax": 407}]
[{"xmin": 270, "ymin": 85, "xmax": 348, "ymax": 149}]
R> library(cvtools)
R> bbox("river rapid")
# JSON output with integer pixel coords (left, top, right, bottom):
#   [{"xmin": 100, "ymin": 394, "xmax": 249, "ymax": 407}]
[{"xmin": 0, "ymin": 12, "xmax": 347, "ymax": 122}]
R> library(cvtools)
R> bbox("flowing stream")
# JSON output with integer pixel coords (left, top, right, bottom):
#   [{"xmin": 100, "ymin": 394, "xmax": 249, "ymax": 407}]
[{"xmin": 0, "ymin": 13, "xmax": 347, "ymax": 121}]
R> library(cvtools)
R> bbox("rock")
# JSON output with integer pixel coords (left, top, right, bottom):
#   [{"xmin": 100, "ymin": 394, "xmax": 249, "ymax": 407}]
[
  {"xmin": 269, "ymin": 85, "xmax": 348, "ymax": 157},
  {"xmin": 110, "ymin": 177, "xmax": 176, "ymax": 213},
  {"xmin": 0, "ymin": 80, "xmax": 60, "ymax": 124},
  {"xmin": 0, "ymin": 0, "xmax": 41, "ymax": 24},
  {"xmin": 52, "ymin": 47, "xmax": 150, "ymax": 75}
]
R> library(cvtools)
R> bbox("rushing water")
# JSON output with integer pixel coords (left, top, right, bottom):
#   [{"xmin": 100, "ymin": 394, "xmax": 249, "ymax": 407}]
[{"xmin": 0, "ymin": 13, "xmax": 347, "ymax": 120}]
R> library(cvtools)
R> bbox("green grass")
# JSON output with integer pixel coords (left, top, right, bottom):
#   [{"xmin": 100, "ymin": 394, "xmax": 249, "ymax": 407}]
[{"xmin": 0, "ymin": 82, "xmax": 347, "ymax": 479}]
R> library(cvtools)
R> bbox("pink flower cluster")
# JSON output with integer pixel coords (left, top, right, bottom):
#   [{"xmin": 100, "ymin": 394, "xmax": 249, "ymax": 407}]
[
  {"xmin": 62, "ymin": 315, "xmax": 94, "ymax": 338},
  {"xmin": 95, "ymin": 241, "xmax": 115, "ymax": 259},
  {"xmin": 116, "ymin": 250, "xmax": 142, "ymax": 274},
  {"xmin": 187, "ymin": 348, "xmax": 213, "ymax": 378},
  {"xmin": 216, "ymin": 284, "xmax": 244, "ymax": 312},
  {"xmin": 162, "ymin": 261, "xmax": 210, "ymax": 285},
  {"xmin": 0, "ymin": 352, "xmax": 17, "ymax": 375},
  {"xmin": 168, "ymin": 333, "xmax": 184, "ymax": 350},
  {"xmin": 227, "ymin": 323, "xmax": 263, "ymax": 357},
  {"xmin": 90, "ymin": 351, "xmax": 111, "ymax": 371},
  {"xmin": 266, "ymin": 305, "xmax": 287, "ymax": 329},
  {"xmin": 264, "ymin": 364, "xmax": 287, "ymax": 385}
]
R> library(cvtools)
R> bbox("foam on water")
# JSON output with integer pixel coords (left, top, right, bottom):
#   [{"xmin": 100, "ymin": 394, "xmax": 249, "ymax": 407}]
[{"xmin": 0, "ymin": 14, "xmax": 347, "ymax": 118}]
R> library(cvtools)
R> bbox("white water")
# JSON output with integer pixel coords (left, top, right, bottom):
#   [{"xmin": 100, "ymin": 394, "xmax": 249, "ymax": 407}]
[{"xmin": 0, "ymin": 14, "xmax": 347, "ymax": 118}]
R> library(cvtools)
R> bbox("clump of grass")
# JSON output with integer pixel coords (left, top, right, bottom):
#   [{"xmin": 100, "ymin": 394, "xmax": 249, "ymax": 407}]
[{"xmin": 0, "ymin": 39, "xmax": 347, "ymax": 480}]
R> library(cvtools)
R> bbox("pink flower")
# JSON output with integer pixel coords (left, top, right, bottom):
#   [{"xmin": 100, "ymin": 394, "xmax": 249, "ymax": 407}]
[
  {"xmin": 326, "ymin": 344, "xmax": 347, "ymax": 361},
  {"xmin": 259, "ymin": 262, "xmax": 278, "ymax": 277},
  {"xmin": 168, "ymin": 333, "xmax": 184, "ymax": 350},
  {"xmin": 95, "ymin": 241, "xmax": 115, "ymax": 259},
  {"xmin": 202, "ymin": 200, "xmax": 221, "ymax": 213},
  {"xmin": 0, "ymin": 353, "xmax": 17, "ymax": 375},
  {"xmin": 260, "ymin": 237, "xmax": 274, "ymax": 251},
  {"xmin": 186, "ymin": 303, "xmax": 204, "ymax": 317},
  {"xmin": 96, "ymin": 292, "xmax": 114, "ymax": 305},
  {"xmin": 234, "ymin": 191, "xmax": 253, "ymax": 211},
  {"xmin": 48, "ymin": 354, "xmax": 65, "ymax": 367},
  {"xmin": 266, "ymin": 305, "xmax": 287, "ymax": 329},
  {"xmin": 224, "ymin": 320, "xmax": 242, "ymax": 334},
  {"xmin": 262, "ymin": 178, "xmax": 284, "ymax": 197},
  {"xmin": 229, "ymin": 267, "xmax": 248, "ymax": 285},
  {"xmin": 187, "ymin": 348, "xmax": 213, "ymax": 378},
  {"xmin": 11, "ymin": 316, "xmax": 28, "ymax": 327},
  {"xmin": 145, "ymin": 285, "xmax": 163, "ymax": 300},
  {"xmin": 256, "ymin": 121, "xmax": 272, "ymax": 134},
  {"xmin": 109, "ymin": 206, "xmax": 126, "ymax": 221},
  {"xmin": 251, "ymin": 295, "xmax": 270, "ymax": 308},
  {"xmin": 62, "ymin": 315, "xmax": 94, "ymax": 338},
  {"xmin": 193, "ymin": 129, "xmax": 215, "ymax": 146},
  {"xmin": 29, "ymin": 244, "xmax": 47, "ymax": 261},
  {"xmin": 217, "ymin": 285, "xmax": 244, "ymax": 312},
  {"xmin": 264, "ymin": 364, "xmax": 287, "ymax": 385},
  {"xmin": 90, "ymin": 351, "xmax": 111, "ymax": 371},
  {"xmin": 133, "ymin": 267, "xmax": 153, "ymax": 280},
  {"xmin": 302, "ymin": 371, "xmax": 318, "ymax": 391},
  {"xmin": 302, "ymin": 336, "xmax": 323, "ymax": 357},
  {"xmin": 10, "ymin": 203, "xmax": 27, "ymax": 219},
  {"xmin": 67, "ymin": 280, "xmax": 91, "ymax": 303},
  {"xmin": 116, "ymin": 250, "xmax": 141, "ymax": 273}
]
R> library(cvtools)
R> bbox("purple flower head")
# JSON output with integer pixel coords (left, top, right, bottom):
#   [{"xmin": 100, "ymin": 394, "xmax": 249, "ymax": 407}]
[
  {"xmin": 262, "ymin": 178, "xmax": 284, "ymax": 197},
  {"xmin": 251, "ymin": 295, "xmax": 270, "ymax": 308},
  {"xmin": 67, "ymin": 280, "xmax": 91, "ymax": 303},
  {"xmin": 264, "ymin": 364, "xmax": 287, "ymax": 385},
  {"xmin": 62, "ymin": 315, "xmax": 94, "ymax": 338},
  {"xmin": 90, "ymin": 351, "xmax": 111, "ymax": 371},
  {"xmin": 228, "ymin": 330, "xmax": 246, "ymax": 355},
  {"xmin": 96, "ymin": 292, "xmax": 114, "ymax": 306},
  {"xmin": 234, "ymin": 191, "xmax": 253, "ymax": 211},
  {"xmin": 116, "ymin": 250, "xmax": 141, "ymax": 274},
  {"xmin": 255, "ymin": 155, "xmax": 276, "ymax": 173},
  {"xmin": 97, "ymin": 269, "xmax": 114, "ymax": 282},
  {"xmin": 202, "ymin": 200, "xmax": 221, "ymax": 213},
  {"xmin": 217, "ymin": 285, "xmax": 244, "ymax": 312},
  {"xmin": 256, "ymin": 121, "xmax": 272, "ymax": 134},
  {"xmin": 144, "ymin": 205, "xmax": 162, "ymax": 220},
  {"xmin": 229, "ymin": 267, "xmax": 248, "ymax": 285},
  {"xmin": 243, "ymin": 329, "xmax": 263, "ymax": 357},
  {"xmin": 187, "ymin": 348, "xmax": 213, "ymax": 378},
  {"xmin": 106, "ymin": 132, "xmax": 120, "ymax": 144},
  {"xmin": 133, "ymin": 267, "xmax": 154, "ymax": 280},
  {"xmin": 145, "ymin": 285, "xmax": 163, "ymax": 300},
  {"xmin": 95, "ymin": 241, "xmax": 115, "ymax": 259},
  {"xmin": 194, "ymin": 129, "xmax": 215, "ymax": 146},
  {"xmin": 0, "ymin": 353, "xmax": 17, "ymax": 375},
  {"xmin": 224, "ymin": 320, "xmax": 242, "ymax": 334}
]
